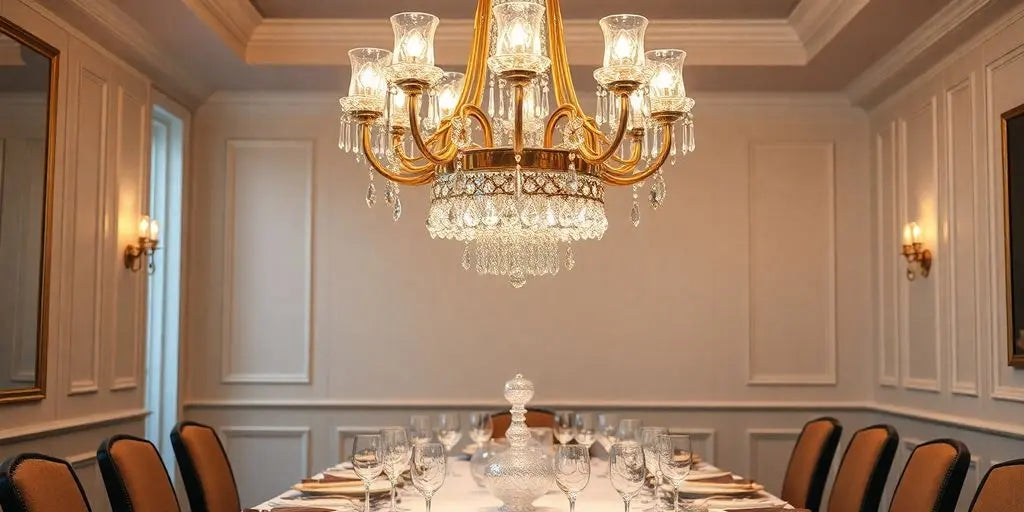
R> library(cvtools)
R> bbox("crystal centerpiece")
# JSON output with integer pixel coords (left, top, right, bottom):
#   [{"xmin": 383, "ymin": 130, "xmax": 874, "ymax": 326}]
[{"xmin": 484, "ymin": 374, "xmax": 554, "ymax": 512}]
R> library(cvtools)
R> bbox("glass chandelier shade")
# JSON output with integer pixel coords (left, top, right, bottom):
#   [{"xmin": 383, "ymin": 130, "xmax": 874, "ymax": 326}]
[
  {"xmin": 337, "ymin": 0, "xmax": 696, "ymax": 287},
  {"xmin": 342, "ymin": 48, "xmax": 392, "ymax": 114},
  {"xmin": 385, "ymin": 12, "xmax": 444, "ymax": 86},
  {"xmin": 594, "ymin": 14, "xmax": 652, "ymax": 86},
  {"xmin": 488, "ymin": 2, "xmax": 551, "ymax": 75},
  {"xmin": 646, "ymin": 49, "xmax": 688, "ymax": 113}
]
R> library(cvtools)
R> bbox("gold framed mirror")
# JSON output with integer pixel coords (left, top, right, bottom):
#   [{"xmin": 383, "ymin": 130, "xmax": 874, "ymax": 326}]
[{"xmin": 0, "ymin": 16, "xmax": 58, "ymax": 403}]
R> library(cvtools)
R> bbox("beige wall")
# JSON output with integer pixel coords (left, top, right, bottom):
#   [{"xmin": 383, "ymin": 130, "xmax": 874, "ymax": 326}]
[
  {"xmin": 0, "ymin": 1, "xmax": 153, "ymax": 510},
  {"xmin": 181, "ymin": 91, "xmax": 876, "ymax": 506},
  {"xmin": 869, "ymin": 4, "xmax": 1024, "ymax": 510}
]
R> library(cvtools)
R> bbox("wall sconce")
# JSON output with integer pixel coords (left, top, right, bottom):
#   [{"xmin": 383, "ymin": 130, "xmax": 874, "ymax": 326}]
[
  {"xmin": 901, "ymin": 222, "xmax": 932, "ymax": 280},
  {"xmin": 124, "ymin": 215, "xmax": 159, "ymax": 274}
]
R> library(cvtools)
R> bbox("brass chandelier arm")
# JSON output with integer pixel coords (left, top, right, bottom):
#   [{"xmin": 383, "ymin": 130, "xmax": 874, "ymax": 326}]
[
  {"xmin": 577, "ymin": 93, "xmax": 630, "ymax": 165},
  {"xmin": 361, "ymin": 123, "xmax": 435, "ymax": 185},
  {"xmin": 601, "ymin": 131, "xmax": 644, "ymax": 174},
  {"xmin": 513, "ymin": 83, "xmax": 525, "ymax": 155},
  {"xmin": 599, "ymin": 122, "xmax": 672, "ymax": 185},
  {"xmin": 391, "ymin": 131, "xmax": 436, "ymax": 172},
  {"xmin": 460, "ymin": 105, "xmax": 495, "ymax": 147},
  {"xmin": 544, "ymin": 105, "xmax": 574, "ymax": 147},
  {"xmin": 407, "ymin": 92, "xmax": 458, "ymax": 165}
]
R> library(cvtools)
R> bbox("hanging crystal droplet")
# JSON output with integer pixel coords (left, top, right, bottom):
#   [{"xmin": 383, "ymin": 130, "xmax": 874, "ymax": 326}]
[
  {"xmin": 393, "ymin": 196, "xmax": 402, "ymax": 221},
  {"xmin": 462, "ymin": 243, "xmax": 471, "ymax": 270},
  {"xmin": 384, "ymin": 181, "xmax": 396, "ymax": 205},
  {"xmin": 565, "ymin": 245, "xmax": 575, "ymax": 270},
  {"xmin": 631, "ymin": 200, "xmax": 641, "ymax": 226},
  {"xmin": 509, "ymin": 270, "xmax": 526, "ymax": 288},
  {"xmin": 488, "ymin": 74, "xmax": 496, "ymax": 117},
  {"xmin": 365, "ymin": 181, "xmax": 376, "ymax": 208}
]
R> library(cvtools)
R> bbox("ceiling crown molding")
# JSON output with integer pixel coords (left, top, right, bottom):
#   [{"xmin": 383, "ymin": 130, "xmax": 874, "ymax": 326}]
[
  {"xmin": 247, "ymin": 18, "xmax": 805, "ymax": 67},
  {"xmin": 52, "ymin": 0, "xmax": 210, "ymax": 105},
  {"xmin": 179, "ymin": 0, "xmax": 261, "ymax": 57},
  {"xmin": 789, "ymin": 0, "xmax": 870, "ymax": 59},
  {"xmin": 845, "ymin": 0, "xmax": 994, "ymax": 107}
]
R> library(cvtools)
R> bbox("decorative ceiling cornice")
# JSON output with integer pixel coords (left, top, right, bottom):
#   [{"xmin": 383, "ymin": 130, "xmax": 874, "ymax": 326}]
[
  {"xmin": 178, "ymin": 0, "xmax": 261, "ymax": 57},
  {"xmin": 788, "ymin": 0, "xmax": 870, "ymax": 59},
  {"xmin": 246, "ymin": 18, "xmax": 805, "ymax": 67}
]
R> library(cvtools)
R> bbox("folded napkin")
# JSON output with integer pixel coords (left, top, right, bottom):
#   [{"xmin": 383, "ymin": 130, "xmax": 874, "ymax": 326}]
[
  {"xmin": 244, "ymin": 508, "xmax": 334, "ymax": 512},
  {"xmin": 726, "ymin": 509, "xmax": 808, "ymax": 512},
  {"xmin": 301, "ymin": 474, "xmax": 355, "ymax": 484},
  {"xmin": 689, "ymin": 474, "xmax": 739, "ymax": 484}
]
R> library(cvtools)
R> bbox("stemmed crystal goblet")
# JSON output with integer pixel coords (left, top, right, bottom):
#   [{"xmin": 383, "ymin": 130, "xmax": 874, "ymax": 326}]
[
  {"xmin": 554, "ymin": 410, "xmax": 577, "ymax": 444},
  {"xmin": 409, "ymin": 415, "xmax": 433, "ymax": 445},
  {"xmin": 658, "ymin": 434, "xmax": 692, "ymax": 512},
  {"xmin": 640, "ymin": 427, "xmax": 668, "ymax": 509},
  {"xmin": 436, "ymin": 412, "xmax": 462, "ymax": 476},
  {"xmin": 352, "ymin": 434, "xmax": 384, "ymax": 512},
  {"xmin": 411, "ymin": 442, "xmax": 446, "ymax": 512},
  {"xmin": 468, "ymin": 411, "xmax": 494, "ymax": 446},
  {"xmin": 617, "ymin": 418, "xmax": 643, "ymax": 442},
  {"xmin": 573, "ymin": 412, "xmax": 598, "ymax": 451},
  {"xmin": 381, "ymin": 427, "xmax": 410, "ymax": 512},
  {"xmin": 554, "ymin": 444, "xmax": 591, "ymax": 512},
  {"xmin": 610, "ymin": 441, "xmax": 647, "ymax": 512}
]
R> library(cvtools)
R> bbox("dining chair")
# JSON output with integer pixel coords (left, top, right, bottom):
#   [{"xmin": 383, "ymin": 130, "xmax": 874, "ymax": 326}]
[
  {"xmin": 779, "ymin": 416, "xmax": 843, "ymax": 512},
  {"xmin": 825, "ymin": 424, "xmax": 899, "ymax": 512},
  {"xmin": 491, "ymin": 408, "xmax": 556, "ymax": 439},
  {"xmin": 170, "ymin": 421, "xmax": 241, "ymax": 512},
  {"xmin": 0, "ymin": 452, "xmax": 93, "ymax": 512},
  {"xmin": 888, "ymin": 438, "xmax": 971, "ymax": 512},
  {"xmin": 97, "ymin": 434, "xmax": 181, "ymax": 512},
  {"xmin": 967, "ymin": 458, "xmax": 1024, "ymax": 511}
]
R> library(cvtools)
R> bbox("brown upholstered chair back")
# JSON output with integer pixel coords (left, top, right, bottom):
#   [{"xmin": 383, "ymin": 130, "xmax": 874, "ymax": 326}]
[
  {"xmin": 968, "ymin": 458, "xmax": 1024, "ymax": 511},
  {"xmin": 0, "ymin": 453, "xmax": 92, "ymax": 512},
  {"xmin": 888, "ymin": 439, "xmax": 970, "ymax": 512},
  {"xmin": 826, "ymin": 424, "xmax": 899, "ymax": 512},
  {"xmin": 97, "ymin": 434, "xmax": 180, "ymax": 512},
  {"xmin": 779, "ymin": 416, "xmax": 842, "ymax": 512},
  {"xmin": 491, "ymin": 409, "xmax": 556, "ymax": 439},
  {"xmin": 170, "ymin": 421, "xmax": 241, "ymax": 512}
]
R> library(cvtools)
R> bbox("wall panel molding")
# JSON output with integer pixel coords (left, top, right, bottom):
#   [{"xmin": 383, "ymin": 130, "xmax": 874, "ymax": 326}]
[
  {"xmin": 897, "ymin": 97, "xmax": 942, "ymax": 393},
  {"xmin": 220, "ymin": 139, "xmax": 314, "ymax": 384},
  {"xmin": 944, "ymin": 73, "xmax": 982, "ymax": 397},
  {"xmin": 876, "ymin": 121, "xmax": 900, "ymax": 387},
  {"xmin": 746, "ymin": 428, "xmax": 802, "ymax": 492},
  {"xmin": 747, "ymin": 141, "xmax": 837, "ymax": 386}
]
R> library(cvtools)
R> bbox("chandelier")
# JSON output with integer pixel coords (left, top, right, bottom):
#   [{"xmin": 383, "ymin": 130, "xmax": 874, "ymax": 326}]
[{"xmin": 338, "ymin": 0, "xmax": 695, "ymax": 287}]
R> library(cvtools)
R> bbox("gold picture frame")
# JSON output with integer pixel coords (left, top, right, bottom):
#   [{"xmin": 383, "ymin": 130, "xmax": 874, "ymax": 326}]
[
  {"xmin": 0, "ymin": 16, "xmax": 58, "ymax": 403},
  {"xmin": 1002, "ymin": 102, "xmax": 1024, "ymax": 369}
]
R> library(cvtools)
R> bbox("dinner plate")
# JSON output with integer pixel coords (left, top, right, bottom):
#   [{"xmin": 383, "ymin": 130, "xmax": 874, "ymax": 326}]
[
  {"xmin": 678, "ymin": 480, "xmax": 765, "ymax": 497},
  {"xmin": 270, "ymin": 496, "xmax": 359, "ymax": 508},
  {"xmin": 684, "ymin": 470, "xmax": 732, "ymax": 481},
  {"xmin": 319, "ymin": 469, "xmax": 363, "ymax": 481},
  {"xmin": 292, "ymin": 479, "xmax": 392, "ymax": 496}
]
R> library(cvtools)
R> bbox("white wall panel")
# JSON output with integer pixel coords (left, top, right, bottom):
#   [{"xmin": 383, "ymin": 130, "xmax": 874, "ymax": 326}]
[
  {"xmin": 221, "ymin": 426, "xmax": 312, "ymax": 506},
  {"xmin": 747, "ymin": 142, "xmax": 837, "ymax": 386},
  {"xmin": 898, "ymin": 97, "xmax": 941, "ymax": 392},
  {"xmin": 221, "ymin": 139, "xmax": 314, "ymax": 384},
  {"xmin": 876, "ymin": 122, "xmax": 900, "ymax": 386},
  {"xmin": 746, "ymin": 428, "xmax": 801, "ymax": 497}
]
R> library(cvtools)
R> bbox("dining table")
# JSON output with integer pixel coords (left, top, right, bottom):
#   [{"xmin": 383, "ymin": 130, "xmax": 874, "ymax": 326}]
[{"xmin": 248, "ymin": 451, "xmax": 799, "ymax": 512}]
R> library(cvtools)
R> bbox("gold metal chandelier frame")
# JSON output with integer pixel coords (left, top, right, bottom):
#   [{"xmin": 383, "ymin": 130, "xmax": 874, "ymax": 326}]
[{"xmin": 350, "ymin": 0, "xmax": 688, "ymax": 187}]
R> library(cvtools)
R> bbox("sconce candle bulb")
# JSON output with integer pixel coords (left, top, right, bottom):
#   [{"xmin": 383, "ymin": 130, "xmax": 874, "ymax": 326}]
[
  {"xmin": 900, "ymin": 221, "xmax": 931, "ymax": 280},
  {"xmin": 125, "ymin": 215, "xmax": 160, "ymax": 274}
]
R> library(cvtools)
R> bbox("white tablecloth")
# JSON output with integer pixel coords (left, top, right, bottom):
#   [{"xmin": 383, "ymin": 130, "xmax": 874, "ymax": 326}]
[{"xmin": 253, "ymin": 458, "xmax": 793, "ymax": 512}]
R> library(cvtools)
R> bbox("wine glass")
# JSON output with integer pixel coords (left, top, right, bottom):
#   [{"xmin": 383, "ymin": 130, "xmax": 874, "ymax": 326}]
[
  {"xmin": 468, "ymin": 411, "xmax": 494, "ymax": 446},
  {"xmin": 352, "ymin": 434, "xmax": 384, "ymax": 512},
  {"xmin": 436, "ymin": 412, "xmax": 462, "ymax": 475},
  {"xmin": 554, "ymin": 410, "xmax": 577, "ymax": 444},
  {"xmin": 640, "ymin": 427, "xmax": 668, "ymax": 508},
  {"xmin": 658, "ymin": 434, "xmax": 692, "ymax": 512},
  {"xmin": 554, "ymin": 444, "xmax": 591, "ymax": 512},
  {"xmin": 610, "ymin": 441, "xmax": 647, "ymax": 512},
  {"xmin": 409, "ymin": 415, "xmax": 433, "ymax": 445},
  {"xmin": 411, "ymin": 442, "xmax": 446, "ymax": 512},
  {"xmin": 381, "ymin": 427, "xmax": 410, "ymax": 512},
  {"xmin": 573, "ymin": 413, "xmax": 597, "ymax": 451},
  {"xmin": 617, "ymin": 418, "xmax": 643, "ymax": 442}
]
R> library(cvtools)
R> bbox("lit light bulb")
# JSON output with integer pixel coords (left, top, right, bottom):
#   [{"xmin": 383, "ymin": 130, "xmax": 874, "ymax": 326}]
[
  {"xmin": 138, "ymin": 216, "xmax": 150, "ymax": 239},
  {"xmin": 903, "ymin": 222, "xmax": 921, "ymax": 245},
  {"xmin": 438, "ymin": 89, "xmax": 458, "ymax": 117},
  {"xmin": 357, "ymin": 67, "xmax": 382, "ymax": 92},
  {"xmin": 393, "ymin": 92, "xmax": 407, "ymax": 108},
  {"xmin": 612, "ymin": 33, "xmax": 635, "ymax": 62},
  {"xmin": 148, "ymin": 219, "xmax": 160, "ymax": 241},
  {"xmin": 403, "ymin": 31, "xmax": 426, "ymax": 60},
  {"xmin": 651, "ymin": 68, "xmax": 675, "ymax": 93},
  {"xmin": 508, "ymin": 21, "xmax": 531, "ymax": 52}
]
